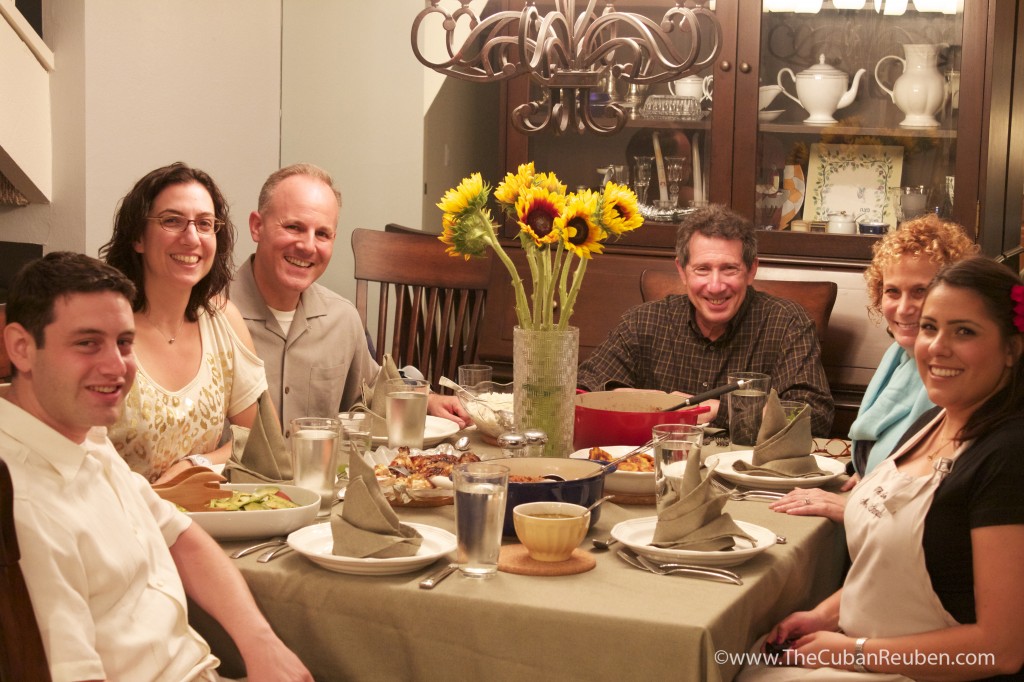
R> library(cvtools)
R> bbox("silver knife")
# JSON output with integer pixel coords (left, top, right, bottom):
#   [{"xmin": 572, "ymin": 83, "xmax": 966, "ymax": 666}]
[{"xmin": 419, "ymin": 562, "xmax": 458, "ymax": 589}]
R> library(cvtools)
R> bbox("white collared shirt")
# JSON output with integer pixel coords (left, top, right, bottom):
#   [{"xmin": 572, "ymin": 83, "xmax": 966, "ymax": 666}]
[{"xmin": 0, "ymin": 389, "xmax": 219, "ymax": 682}]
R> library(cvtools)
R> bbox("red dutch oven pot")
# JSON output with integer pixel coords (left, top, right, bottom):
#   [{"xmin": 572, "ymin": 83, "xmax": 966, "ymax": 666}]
[{"xmin": 573, "ymin": 391, "xmax": 709, "ymax": 450}]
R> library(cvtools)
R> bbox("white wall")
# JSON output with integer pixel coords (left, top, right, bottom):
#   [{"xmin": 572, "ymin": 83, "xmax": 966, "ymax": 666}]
[
  {"xmin": 0, "ymin": 0, "xmax": 281, "ymax": 269},
  {"xmin": 278, "ymin": 0, "xmax": 427, "ymax": 300}
]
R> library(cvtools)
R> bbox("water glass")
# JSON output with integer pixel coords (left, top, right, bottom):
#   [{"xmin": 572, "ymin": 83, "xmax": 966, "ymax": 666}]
[
  {"xmin": 778, "ymin": 400, "xmax": 806, "ymax": 423},
  {"xmin": 652, "ymin": 424, "xmax": 703, "ymax": 509},
  {"xmin": 458, "ymin": 364, "xmax": 493, "ymax": 389},
  {"xmin": 727, "ymin": 372, "xmax": 771, "ymax": 447},
  {"xmin": 386, "ymin": 378, "xmax": 429, "ymax": 449},
  {"xmin": 453, "ymin": 462, "xmax": 509, "ymax": 577},
  {"xmin": 337, "ymin": 412, "xmax": 372, "ymax": 498},
  {"xmin": 289, "ymin": 417, "xmax": 341, "ymax": 517}
]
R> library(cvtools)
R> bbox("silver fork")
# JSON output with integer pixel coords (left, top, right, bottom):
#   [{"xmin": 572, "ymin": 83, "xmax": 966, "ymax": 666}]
[
  {"xmin": 635, "ymin": 553, "xmax": 743, "ymax": 585},
  {"xmin": 230, "ymin": 538, "xmax": 285, "ymax": 559},
  {"xmin": 709, "ymin": 478, "xmax": 786, "ymax": 501},
  {"xmin": 617, "ymin": 549, "xmax": 742, "ymax": 585}
]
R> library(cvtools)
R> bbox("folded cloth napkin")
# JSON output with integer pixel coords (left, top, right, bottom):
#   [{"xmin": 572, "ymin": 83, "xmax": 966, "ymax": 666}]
[
  {"xmin": 225, "ymin": 390, "xmax": 292, "ymax": 483},
  {"xmin": 353, "ymin": 354, "xmax": 402, "ymax": 438},
  {"xmin": 651, "ymin": 449, "xmax": 753, "ymax": 551},
  {"xmin": 332, "ymin": 442, "xmax": 422, "ymax": 558},
  {"xmin": 732, "ymin": 389, "xmax": 826, "ymax": 478}
]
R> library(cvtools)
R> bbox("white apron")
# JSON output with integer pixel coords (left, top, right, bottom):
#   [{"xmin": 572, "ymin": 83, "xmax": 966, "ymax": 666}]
[{"xmin": 738, "ymin": 412, "xmax": 961, "ymax": 681}]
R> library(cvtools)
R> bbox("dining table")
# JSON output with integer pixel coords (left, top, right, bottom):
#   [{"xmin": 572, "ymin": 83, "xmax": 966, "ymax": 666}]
[{"xmin": 195, "ymin": 433, "xmax": 850, "ymax": 682}]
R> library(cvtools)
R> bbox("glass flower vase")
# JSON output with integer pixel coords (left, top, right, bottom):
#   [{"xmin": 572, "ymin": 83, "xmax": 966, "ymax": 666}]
[{"xmin": 513, "ymin": 326, "xmax": 579, "ymax": 457}]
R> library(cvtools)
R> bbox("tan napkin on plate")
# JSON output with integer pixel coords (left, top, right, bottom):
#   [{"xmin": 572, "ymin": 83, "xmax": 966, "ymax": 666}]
[
  {"xmin": 353, "ymin": 354, "xmax": 401, "ymax": 438},
  {"xmin": 225, "ymin": 390, "xmax": 292, "ymax": 483},
  {"xmin": 332, "ymin": 443, "xmax": 422, "ymax": 558},
  {"xmin": 732, "ymin": 389, "xmax": 826, "ymax": 478},
  {"xmin": 651, "ymin": 449, "xmax": 754, "ymax": 551}
]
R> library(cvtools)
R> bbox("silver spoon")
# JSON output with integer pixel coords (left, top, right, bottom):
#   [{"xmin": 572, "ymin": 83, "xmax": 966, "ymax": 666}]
[
  {"xmin": 581, "ymin": 495, "xmax": 614, "ymax": 516},
  {"xmin": 453, "ymin": 435, "xmax": 471, "ymax": 451}
]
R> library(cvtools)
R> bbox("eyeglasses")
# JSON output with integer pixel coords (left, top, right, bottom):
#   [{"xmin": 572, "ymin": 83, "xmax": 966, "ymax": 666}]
[{"xmin": 147, "ymin": 215, "xmax": 224, "ymax": 235}]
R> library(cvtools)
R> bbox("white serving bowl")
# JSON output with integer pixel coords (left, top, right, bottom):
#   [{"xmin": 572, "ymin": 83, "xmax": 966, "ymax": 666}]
[
  {"xmin": 187, "ymin": 483, "xmax": 320, "ymax": 540},
  {"xmin": 570, "ymin": 446, "xmax": 653, "ymax": 495}
]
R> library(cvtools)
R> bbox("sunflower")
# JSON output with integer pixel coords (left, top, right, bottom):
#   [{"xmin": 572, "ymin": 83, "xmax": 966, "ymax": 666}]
[
  {"xmin": 436, "ymin": 165, "xmax": 642, "ymax": 331},
  {"xmin": 600, "ymin": 182, "xmax": 643, "ymax": 235},
  {"xmin": 437, "ymin": 172, "xmax": 488, "ymax": 219},
  {"xmin": 439, "ymin": 208, "xmax": 494, "ymax": 260},
  {"xmin": 494, "ymin": 163, "xmax": 536, "ymax": 209},
  {"xmin": 558, "ymin": 191, "xmax": 606, "ymax": 259},
  {"xmin": 515, "ymin": 186, "xmax": 565, "ymax": 247}
]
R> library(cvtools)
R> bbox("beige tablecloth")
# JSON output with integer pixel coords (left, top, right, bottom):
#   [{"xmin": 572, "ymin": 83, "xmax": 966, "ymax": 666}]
[{"xmin": 197, "ymin": 434, "xmax": 848, "ymax": 682}]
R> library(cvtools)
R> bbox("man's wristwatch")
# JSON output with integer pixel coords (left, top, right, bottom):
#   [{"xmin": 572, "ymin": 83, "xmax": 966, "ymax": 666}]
[
  {"xmin": 177, "ymin": 454, "xmax": 213, "ymax": 468},
  {"xmin": 853, "ymin": 637, "xmax": 869, "ymax": 673}
]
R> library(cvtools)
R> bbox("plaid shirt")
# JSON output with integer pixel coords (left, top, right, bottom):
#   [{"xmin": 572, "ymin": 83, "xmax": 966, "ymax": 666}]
[{"xmin": 577, "ymin": 290, "xmax": 834, "ymax": 436}]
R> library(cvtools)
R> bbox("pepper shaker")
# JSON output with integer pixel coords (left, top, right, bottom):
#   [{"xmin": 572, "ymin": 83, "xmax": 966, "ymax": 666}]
[
  {"xmin": 522, "ymin": 429, "xmax": 549, "ymax": 458},
  {"xmin": 497, "ymin": 431, "xmax": 526, "ymax": 458}
]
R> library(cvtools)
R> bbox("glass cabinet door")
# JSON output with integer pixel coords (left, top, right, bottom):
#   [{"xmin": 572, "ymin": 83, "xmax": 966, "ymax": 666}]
[
  {"xmin": 502, "ymin": 1, "xmax": 725, "ymax": 248},
  {"xmin": 735, "ymin": 1, "xmax": 977, "ymax": 262}
]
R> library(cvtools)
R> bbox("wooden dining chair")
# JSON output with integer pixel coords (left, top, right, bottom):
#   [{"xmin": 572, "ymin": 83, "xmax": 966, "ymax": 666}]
[
  {"xmin": 639, "ymin": 267, "xmax": 838, "ymax": 343},
  {"xmin": 0, "ymin": 458, "xmax": 52, "ymax": 682},
  {"xmin": 352, "ymin": 226, "xmax": 494, "ymax": 389}
]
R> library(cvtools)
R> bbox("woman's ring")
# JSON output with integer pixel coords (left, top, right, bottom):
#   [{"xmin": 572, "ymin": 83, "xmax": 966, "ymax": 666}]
[{"xmin": 803, "ymin": 497, "xmax": 811, "ymax": 506}]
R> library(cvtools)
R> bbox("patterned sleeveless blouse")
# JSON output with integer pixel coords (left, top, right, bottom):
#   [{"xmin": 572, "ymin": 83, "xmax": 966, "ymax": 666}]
[{"xmin": 109, "ymin": 307, "xmax": 267, "ymax": 482}]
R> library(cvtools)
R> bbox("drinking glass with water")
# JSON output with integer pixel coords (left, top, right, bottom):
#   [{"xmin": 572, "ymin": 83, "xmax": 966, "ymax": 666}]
[
  {"xmin": 385, "ymin": 378, "xmax": 429, "ymax": 449},
  {"xmin": 453, "ymin": 462, "xmax": 509, "ymax": 578},
  {"xmin": 652, "ymin": 423, "xmax": 704, "ymax": 508},
  {"xmin": 289, "ymin": 417, "xmax": 341, "ymax": 517},
  {"xmin": 726, "ymin": 372, "xmax": 771, "ymax": 447}
]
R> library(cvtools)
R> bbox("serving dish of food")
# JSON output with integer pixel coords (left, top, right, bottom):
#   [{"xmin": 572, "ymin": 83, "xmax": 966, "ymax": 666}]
[
  {"xmin": 369, "ymin": 447, "xmax": 482, "ymax": 506},
  {"xmin": 574, "ymin": 391, "xmax": 708, "ymax": 449},
  {"xmin": 569, "ymin": 445, "xmax": 654, "ymax": 495},
  {"xmin": 454, "ymin": 380, "xmax": 514, "ymax": 442},
  {"xmin": 488, "ymin": 456, "xmax": 608, "ymax": 535},
  {"xmin": 187, "ymin": 483, "xmax": 320, "ymax": 540}
]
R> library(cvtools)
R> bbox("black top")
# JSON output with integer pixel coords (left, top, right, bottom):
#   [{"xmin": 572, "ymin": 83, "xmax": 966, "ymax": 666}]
[{"xmin": 893, "ymin": 406, "xmax": 1024, "ymax": 680}]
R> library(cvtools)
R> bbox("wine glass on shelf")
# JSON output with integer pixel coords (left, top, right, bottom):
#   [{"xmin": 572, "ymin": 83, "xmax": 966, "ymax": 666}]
[
  {"xmin": 664, "ymin": 156, "xmax": 686, "ymax": 208},
  {"xmin": 633, "ymin": 156, "xmax": 653, "ymax": 205}
]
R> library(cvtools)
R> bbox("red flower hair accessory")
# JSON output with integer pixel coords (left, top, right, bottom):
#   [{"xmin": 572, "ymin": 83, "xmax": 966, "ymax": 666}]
[{"xmin": 1012, "ymin": 284, "xmax": 1024, "ymax": 333}]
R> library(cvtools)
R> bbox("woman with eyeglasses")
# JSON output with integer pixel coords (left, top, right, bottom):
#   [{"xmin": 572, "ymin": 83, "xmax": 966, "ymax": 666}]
[
  {"xmin": 771, "ymin": 215, "xmax": 976, "ymax": 522},
  {"xmin": 740, "ymin": 256, "xmax": 1024, "ymax": 680},
  {"xmin": 101, "ymin": 162, "xmax": 266, "ymax": 483}
]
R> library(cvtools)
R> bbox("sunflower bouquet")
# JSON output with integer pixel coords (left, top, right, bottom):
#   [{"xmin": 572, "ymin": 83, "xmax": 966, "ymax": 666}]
[{"xmin": 437, "ymin": 163, "xmax": 643, "ymax": 331}]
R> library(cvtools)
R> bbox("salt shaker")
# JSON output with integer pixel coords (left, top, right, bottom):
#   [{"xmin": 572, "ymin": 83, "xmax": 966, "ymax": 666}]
[
  {"xmin": 497, "ymin": 431, "xmax": 526, "ymax": 458},
  {"xmin": 522, "ymin": 429, "xmax": 549, "ymax": 458}
]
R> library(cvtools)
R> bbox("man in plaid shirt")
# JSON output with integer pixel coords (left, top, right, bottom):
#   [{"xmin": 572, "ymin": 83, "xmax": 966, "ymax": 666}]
[{"xmin": 578, "ymin": 205, "xmax": 833, "ymax": 436}]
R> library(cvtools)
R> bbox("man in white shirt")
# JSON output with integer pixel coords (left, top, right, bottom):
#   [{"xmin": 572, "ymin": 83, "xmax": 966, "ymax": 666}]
[
  {"xmin": 0, "ymin": 251, "xmax": 311, "ymax": 682},
  {"xmin": 231, "ymin": 163, "xmax": 469, "ymax": 431}
]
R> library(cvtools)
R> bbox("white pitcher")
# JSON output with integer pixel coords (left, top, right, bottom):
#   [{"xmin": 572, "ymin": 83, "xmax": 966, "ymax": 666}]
[{"xmin": 875, "ymin": 44, "xmax": 947, "ymax": 128}]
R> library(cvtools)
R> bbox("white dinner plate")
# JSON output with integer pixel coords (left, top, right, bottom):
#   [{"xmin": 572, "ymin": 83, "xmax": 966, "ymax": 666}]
[
  {"xmin": 287, "ymin": 522, "xmax": 456, "ymax": 575},
  {"xmin": 704, "ymin": 450, "xmax": 846, "ymax": 490},
  {"xmin": 187, "ymin": 484, "xmax": 320, "ymax": 540},
  {"xmin": 371, "ymin": 415, "xmax": 461, "ymax": 448},
  {"xmin": 611, "ymin": 517, "xmax": 776, "ymax": 568},
  {"xmin": 569, "ymin": 446, "xmax": 654, "ymax": 495}
]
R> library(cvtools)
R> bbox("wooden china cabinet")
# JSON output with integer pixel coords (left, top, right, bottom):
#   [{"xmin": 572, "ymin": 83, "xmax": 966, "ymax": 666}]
[{"xmin": 476, "ymin": 0, "xmax": 1024, "ymax": 436}]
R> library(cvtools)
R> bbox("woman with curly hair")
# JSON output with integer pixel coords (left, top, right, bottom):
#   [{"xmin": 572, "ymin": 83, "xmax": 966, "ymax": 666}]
[
  {"xmin": 743, "ymin": 256, "xmax": 1024, "ymax": 680},
  {"xmin": 101, "ymin": 162, "xmax": 267, "ymax": 483},
  {"xmin": 772, "ymin": 214, "xmax": 976, "ymax": 522}
]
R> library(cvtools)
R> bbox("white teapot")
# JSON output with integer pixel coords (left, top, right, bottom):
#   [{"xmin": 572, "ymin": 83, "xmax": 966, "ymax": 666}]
[{"xmin": 777, "ymin": 55, "xmax": 866, "ymax": 125}]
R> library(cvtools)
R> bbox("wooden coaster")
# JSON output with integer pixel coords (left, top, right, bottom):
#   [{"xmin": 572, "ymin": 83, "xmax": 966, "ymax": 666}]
[
  {"xmin": 497, "ymin": 544, "xmax": 596, "ymax": 576},
  {"xmin": 609, "ymin": 491, "xmax": 655, "ymax": 506}
]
